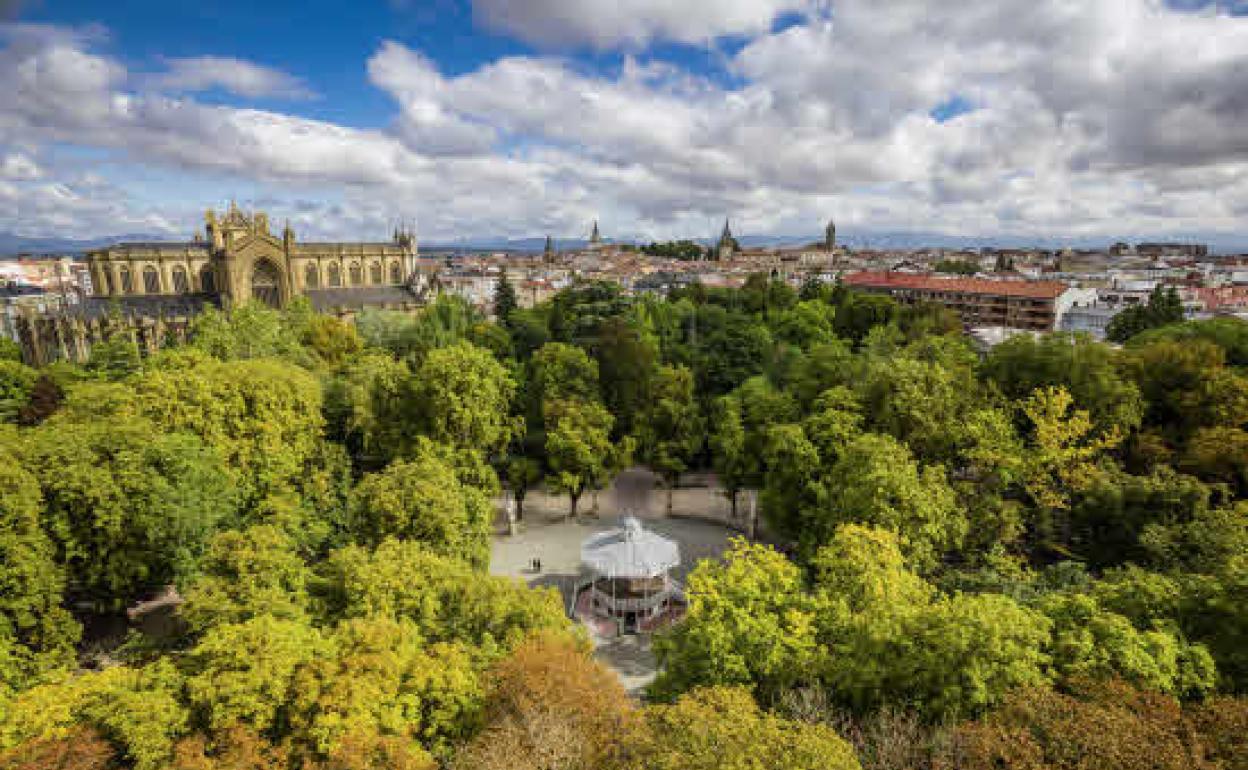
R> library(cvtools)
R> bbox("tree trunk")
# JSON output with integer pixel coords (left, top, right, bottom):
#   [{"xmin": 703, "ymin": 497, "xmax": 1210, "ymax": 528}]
[
  {"xmin": 515, "ymin": 491, "xmax": 526, "ymax": 521},
  {"xmin": 729, "ymin": 488, "xmax": 738, "ymax": 520},
  {"xmin": 569, "ymin": 490, "xmax": 580, "ymax": 519}
]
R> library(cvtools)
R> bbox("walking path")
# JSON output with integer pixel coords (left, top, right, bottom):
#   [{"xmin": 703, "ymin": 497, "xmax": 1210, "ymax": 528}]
[{"xmin": 490, "ymin": 467, "xmax": 738, "ymax": 695}]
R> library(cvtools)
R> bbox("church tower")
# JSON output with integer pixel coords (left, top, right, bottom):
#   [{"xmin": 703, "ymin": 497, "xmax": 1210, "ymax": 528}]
[
  {"xmin": 717, "ymin": 219, "xmax": 736, "ymax": 260},
  {"xmin": 590, "ymin": 220, "xmax": 602, "ymax": 247},
  {"xmin": 544, "ymin": 235, "xmax": 555, "ymax": 263},
  {"xmin": 825, "ymin": 218, "xmax": 836, "ymax": 251}
]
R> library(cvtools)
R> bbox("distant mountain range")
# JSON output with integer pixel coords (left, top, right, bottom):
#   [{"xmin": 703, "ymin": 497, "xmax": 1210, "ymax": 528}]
[
  {"xmin": 5, "ymin": 229, "xmax": 1245, "ymax": 258},
  {"xmin": 0, "ymin": 232, "xmax": 171, "ymax": 257},
  {"xmin": 423, "ymin": 231, "xmax": 1248, "ymax": 255}
]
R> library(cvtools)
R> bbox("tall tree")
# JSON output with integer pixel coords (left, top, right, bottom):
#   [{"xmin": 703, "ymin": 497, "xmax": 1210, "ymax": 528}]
[
  {"xmin": 492, "ymin": 269, "xmax": 518, "ymax": 325},
  {"xmin": 543, "ymin": 398, "xmax": 629, "ymax": 518},
  {"xmin": 20, "ymin": 416, "xmax": 237, "ymax": 608},
  {"xmin": 411, "ymin": 341, "xmax": 516, "ymax": 456},
  {"xmin": 348, "ymin": 442, "xmax": 494, "ymax": 568},
  {"xmin": 638, "ymin": 365, "xmax": 704, "ymax": 513}
]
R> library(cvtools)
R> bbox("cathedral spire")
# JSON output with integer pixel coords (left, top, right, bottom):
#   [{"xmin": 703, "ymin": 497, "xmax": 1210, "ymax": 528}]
[
  {"xmin": 590, "ymin": 219, "xmax": 601, "ymax": 244},
  {"xmin": 544, "ymin": 234, "xmax": 555, "ymax": 262}
]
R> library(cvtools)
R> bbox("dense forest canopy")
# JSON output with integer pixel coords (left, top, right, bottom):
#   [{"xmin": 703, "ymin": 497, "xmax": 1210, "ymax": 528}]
[{"xmin": 0, "ymin": 277, "xmax": 1246, "ymax": 769}]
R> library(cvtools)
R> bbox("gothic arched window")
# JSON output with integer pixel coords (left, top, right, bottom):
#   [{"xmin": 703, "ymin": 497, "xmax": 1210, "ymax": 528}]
[
  {"xmin": 349, "ymin": 262, "xmax": 363, "ymax": 286},
  {"xmin": 172, "ymin": 267, "xmax": 189, "ymax": 293},
  {"xmin": 200, "ymin": 265, "xmax": 216, "ymax": 294},
  {"xmin": 143, "ymin": 266, "xmax": 161, "ymax": 294},
  {"xmin": 101, "ymin": 268, "xmax": 114, "ymax": 295},
  {"xmin": 251, "ymin": 259, "xmax": 282, "ymax": 308},
  {"xmin": 327, "ymin": 262, "xmax": 342, "ymax": 287},
  {"xmin": 389, "ymin": 261, "xmax": 402, "ymax": 284},
  {"xmin": 119, "ymin": 266, "xmax": 133, "ymax": 294},
  {"xmin": 369, "ymin": 261, "xmax": 382, "ymax": 284},
  {"xmin": 304, "ymin": 262, "xmax": 320, "ymax": 289}
]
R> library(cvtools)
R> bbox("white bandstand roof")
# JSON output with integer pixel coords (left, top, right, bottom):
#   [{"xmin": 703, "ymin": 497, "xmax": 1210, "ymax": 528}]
[{"xmin": 581, "ymin": 516, "xmax": 680, "ymax": 579}]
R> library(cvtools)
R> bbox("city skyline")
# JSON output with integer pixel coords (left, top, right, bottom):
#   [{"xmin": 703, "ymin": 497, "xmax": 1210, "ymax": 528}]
[{"xmin": 3, "ymin": 1, "xmax": 1248, "ymax": 245}]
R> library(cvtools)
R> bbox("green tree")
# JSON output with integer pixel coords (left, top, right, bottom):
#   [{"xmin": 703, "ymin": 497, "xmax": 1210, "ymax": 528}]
[
  {"xmin": 289, "ymin": 617, "xmax": 481, "ymax": 759},
  {"xmin": 317, "ymin": 539, "xmax": 567, "ymax": 652},
  {"xmin": 832, "ymin": 291, "xmax": 898, "ymax": 345},
  {"xmin": 817, "ymin": 433, "xmax": 965, "ymax": 571},
  {"xmin": 186, "ymin": 615, "xmax": 329, "ymax": 733},
  {"xmin": 981, "ymin": 333, "xmax": 1143, "ymax": 435},
  {"xmin": 0, "ymin": 360, "xmax": 38, "ymax": 423},
  {"xmin": 301, "ymin": 314, "xmax": 362, "ymax": 366},
  {"xmin": 132, "ymin": 358, "xmax": 325, "ymax": 511},
  {"xmin": 86, "ymin": 332, "xmax": 142, "ymax": 380},
  {"xmin": 412, "ymin": 342, "xmax": 515, "ymax": 456},
  {"xmin": 812, "ymin": 526, "xmax": 1051, "ymax": 719},
  {"xmin": 0, "ymin": 448, "xmax": 79, "ymax": 694},
  {"xmin": 504, "ymin": 455, "xmax": 542, "ymax": 521},
  {"xmin": 694, "ymin": 308, "xmax": 773, "ymax": 396},
  {"xmin": 0, "ymin": 338, "xmax": 21, "ymax": 362},
  {"xmin": 592, "ymin": 316, "xmax": 658, "ymax": 437},
  {"xmin": 1040, "ymin": 592, "xmax": 1217, "ymax": 697},
  {"xmin": 189, "ymin": 303, "xmax": 306, "ymax": 362},
  {"xmin": 1018, "ymin": 386, "xmax": 1123, "ymax": 553},
  {"xmin": 1107, "ymin": 285, "xmax": 1186, "ymax": 343},
  {"xmin": 709, "ymin": 396, "xmax": 750, "ymax": 520},
  {"xmin": 652, "ymin": 539, "xmax": 821, "ymax": 701},
  {"xmin": 626, "ymin": 686, "xmax": 861, "ymax": 770},
  {"xmin": 544, "ymin": 398, "xmax": 626, "ymax": 518},
  {"xmin": 179, "ymin": 525, "xmax": 312, "ymax": 634},
  {"xmin": 20, "ymin": 416, "xmax": 237, "ymax": 608},
  {"xmin": 933, "ymin": 258, "xmax": 979, "ymax": 275},
  {"xmin": 0, "ymin": 660, "xmax": 189, "ymax": 770},
  {"xmin": 323, "ymin": 352, "xmax": 414, "ymax": 466},
  {"xmin": 492, "ymin": 269, "xmax": 518, "ymax": 324},
  {"xmin": 638, "ymin": 365, "xmax": 704, "ymax": 513},
  {"xmin": 349, "ymin": 443, "xmax": 493, "ymax": 569}
]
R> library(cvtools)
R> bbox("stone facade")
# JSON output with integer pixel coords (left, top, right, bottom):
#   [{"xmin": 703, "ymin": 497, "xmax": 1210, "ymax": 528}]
[{"xmin": 17, "ymin": 205, "xmax": 436, "ymax": 365}]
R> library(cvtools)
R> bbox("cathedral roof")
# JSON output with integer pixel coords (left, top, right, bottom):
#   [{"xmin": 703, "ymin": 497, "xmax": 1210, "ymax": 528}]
[{"xmin": 305, "ymin": 286, "xmax": 422, "ymax": 311}]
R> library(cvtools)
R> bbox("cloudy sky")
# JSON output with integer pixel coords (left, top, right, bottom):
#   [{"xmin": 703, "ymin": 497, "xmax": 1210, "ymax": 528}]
[{"xmin": 2, "ymin": 0, "xmax": 1248, "ymax": 245}]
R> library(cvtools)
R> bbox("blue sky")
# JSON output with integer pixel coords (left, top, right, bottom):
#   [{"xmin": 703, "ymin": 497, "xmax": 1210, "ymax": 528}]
[{"xmin": 3, "ymin": 1, "xmax": 1248, "ymax": 244}]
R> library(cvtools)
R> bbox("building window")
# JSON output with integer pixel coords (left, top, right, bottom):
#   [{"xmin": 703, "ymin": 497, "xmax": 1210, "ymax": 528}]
[
  {"xmin": 200, "ymin": 265, "xmax": 216, "ymax": 294},
  {"xmin": 252, "ymin": 259, "xmax": 282, "ymax": 308},
  {"xmin": 369, "ymin": 261, "xmax": 382, "ymax": 284},
  {"xmin": 389, "ymin": 261, "xmax": 402, "ymax": 284},
  {"xmin": 101, "ymin": 268, "xmax": 114, "ymax": 295},
  {"xmin": 172, "ymin": 267, "xmax": 189, "ymax": 293},
  {"xmin": 349, "ymin": 262, "xmax": 363, "ymax": 286},
  {"xmin": 143, "ymin": 266, "xmax": 161, "ymax": 294},
  {"xmin": 305, "ymin": 263, "xmax": 320, "ymax": 289},
  {"xmin": 119, "ymin": 266, "xmax": 133, "ymax": 293},
  {"xmin": 327, "ymin": 262, "xmax": 342, "ymax": 287}
]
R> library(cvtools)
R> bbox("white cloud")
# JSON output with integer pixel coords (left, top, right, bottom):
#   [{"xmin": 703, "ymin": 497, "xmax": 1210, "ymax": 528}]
[
  {"xmin": 470, "ymin": 0, "xmax": 817, "ymax": 49},
  {"xmin": 3, "ymin": 5, "xmax": 1248, "ymax": 245},
  {"xmin": 0, "ymin": 150, "xmax": 40, "ymax": 179},
  {"xmin": 146, "ymin": 56, "xmax": 315, "ymax": 100}
]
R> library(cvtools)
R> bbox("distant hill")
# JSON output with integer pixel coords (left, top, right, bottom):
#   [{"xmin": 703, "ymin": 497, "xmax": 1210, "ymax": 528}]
[{"xmin": 0, "ymin": 232, "xmax": 170, "ymax": 257}]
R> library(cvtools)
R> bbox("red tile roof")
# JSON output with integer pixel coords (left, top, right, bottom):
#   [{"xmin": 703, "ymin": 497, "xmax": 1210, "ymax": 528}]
[{"xmin": 842, "ymin": 271, "xmax": 1068, "ymax": 300}]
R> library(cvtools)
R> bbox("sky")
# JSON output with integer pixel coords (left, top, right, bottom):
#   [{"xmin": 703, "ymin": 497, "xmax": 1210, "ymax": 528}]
[{"xmin": 2, "ymin": 0, "xmax": 1248, "ymax": 245}]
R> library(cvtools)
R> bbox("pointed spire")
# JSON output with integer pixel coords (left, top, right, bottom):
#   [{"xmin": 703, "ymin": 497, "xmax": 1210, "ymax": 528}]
[{"xmin": 590, "ymin": 219, "xmax": 601, "ymax": 244}]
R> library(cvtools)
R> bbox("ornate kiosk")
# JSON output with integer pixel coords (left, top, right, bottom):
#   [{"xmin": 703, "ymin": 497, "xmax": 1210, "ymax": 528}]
[{"xmin": 575, "ymin": 517, "xmax": 683, "ymax": 635}]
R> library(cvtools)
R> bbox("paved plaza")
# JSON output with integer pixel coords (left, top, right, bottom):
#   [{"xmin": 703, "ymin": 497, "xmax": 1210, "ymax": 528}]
[{"xmin": 489, "ymin": 468, "xmax": 739, "ymax": 695}]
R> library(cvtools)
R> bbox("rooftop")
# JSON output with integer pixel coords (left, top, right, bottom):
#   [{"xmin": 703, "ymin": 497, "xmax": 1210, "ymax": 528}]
[{"xmin": 843, "ymin": 270, "xmax": 1068, "ymax": 299}]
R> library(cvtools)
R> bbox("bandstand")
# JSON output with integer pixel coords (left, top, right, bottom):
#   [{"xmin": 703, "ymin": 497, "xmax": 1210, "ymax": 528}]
[{"xmin": 575, "ymin": 517, "xmax": 683, "ymax": 635}]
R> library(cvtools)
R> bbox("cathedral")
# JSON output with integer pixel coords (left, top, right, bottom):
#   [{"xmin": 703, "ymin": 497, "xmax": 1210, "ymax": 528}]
[{"xmin": 17, "ymin": 205, "xmax": 435, "ymax": 365}]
